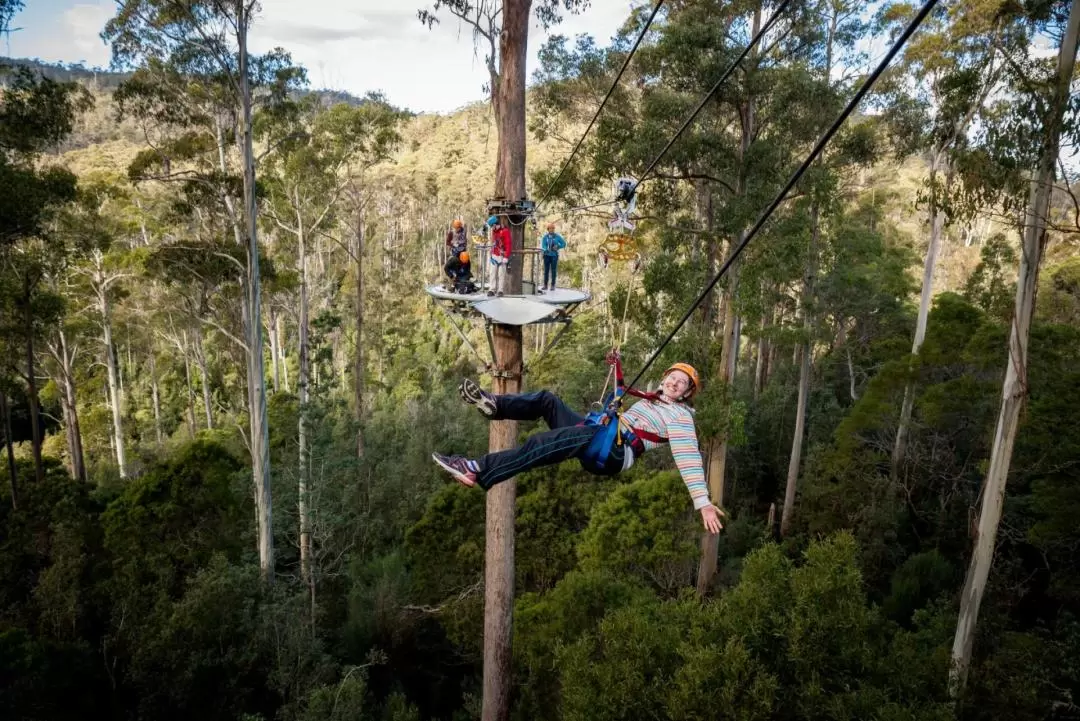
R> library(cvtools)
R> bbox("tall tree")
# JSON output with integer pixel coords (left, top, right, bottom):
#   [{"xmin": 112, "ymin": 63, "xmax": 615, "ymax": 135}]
[
  {"xmin": 420, "ymin": 1, "xmax": 586, "ymax": 717},
  {"xmin": 884, "ymin": 1, "xmax": 1007, "ymax": 480},
  {"xmin": 260, "ymin": 95, "xmax": 402, "ymax": 614},
  {"xmin": 779, "ymin": 0, "xmax": 870, "ymax": 538},
  {"xmin": 950, "ymin": 0, "xmax": 1080, "ymax": 695},
  {"xmin": 106, "ymin": 0, "xmax": 305, "ymax": 577},
  {"xmin": 0, "ymin": 64, "xmax": 90, "ymax": 486}
]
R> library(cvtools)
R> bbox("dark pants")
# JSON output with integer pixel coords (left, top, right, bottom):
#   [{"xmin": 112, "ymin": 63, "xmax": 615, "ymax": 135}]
[
  {"xmin": 474, "ymin": 391, "xmax": 625, "ymax": 490},
  {"xmin": 445, "ymin": 256, "xmax": 471, "ymax": 281},
  {"xmin": 542, "ymin": 255, "xmax": 558, "ymax": 288}
]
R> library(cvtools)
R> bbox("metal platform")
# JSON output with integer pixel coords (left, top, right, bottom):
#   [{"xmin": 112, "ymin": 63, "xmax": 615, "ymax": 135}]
[
  {"xmin": 424, "ymin": 284, "xmax": 590, "ymax": 306},
  {"xmin": 428, "ymin": 232, "xmax": 592, "ymax": 374}
]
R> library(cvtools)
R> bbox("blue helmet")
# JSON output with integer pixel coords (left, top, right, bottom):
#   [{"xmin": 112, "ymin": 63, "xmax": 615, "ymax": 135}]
[{"xmin": 486, "ymin": 215, "xmax": 499, "ymax": 227}]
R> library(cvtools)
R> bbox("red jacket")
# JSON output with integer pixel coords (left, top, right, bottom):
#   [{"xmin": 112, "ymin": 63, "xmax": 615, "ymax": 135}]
[{"xmin": 491, "ymin": 227, "xmax": 512, "ymax": 259}]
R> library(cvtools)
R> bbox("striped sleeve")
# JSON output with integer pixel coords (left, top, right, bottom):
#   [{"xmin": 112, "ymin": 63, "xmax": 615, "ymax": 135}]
[
  {"xmin": 663, "ymin": 406, "xmax": 710, "ymax": 510},
  {"xmin": 624, "ymin": 400, "xmax": 709, "ymax": 510}
]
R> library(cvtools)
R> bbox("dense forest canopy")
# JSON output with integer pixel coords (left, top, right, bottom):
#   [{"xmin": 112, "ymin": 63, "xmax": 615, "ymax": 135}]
[{"xmin": 2, "ymin": 0, "xmax": 1080, "ymax": 720}]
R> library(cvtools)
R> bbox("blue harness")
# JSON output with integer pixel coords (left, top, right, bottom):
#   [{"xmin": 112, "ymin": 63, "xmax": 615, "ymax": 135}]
[{"xmin": 580, "ymin": 391, "xmax": 624, "ymax": 473}]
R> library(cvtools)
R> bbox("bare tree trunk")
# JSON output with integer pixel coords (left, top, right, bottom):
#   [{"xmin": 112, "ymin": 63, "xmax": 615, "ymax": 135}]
[
  {"xmin": 781, "ymin": 204, "xmax": 819, "ymax": 537},
  {"xmin": 754, "ymin": 307, "xmax": 769, "ymax": 400},
  {"xmin": 193, "ymin": 329, "xmax": 214, "ymax": 430},
  {"xmin": 99, "ymin": 288, "xmax": 127, "ymax": 478},
  {"xmin": 181, "ymin": 331, "xmax": 197, "ymax": 439},
  {"xmin": 269, "ymin": 307, "xmax": 281, "ymax": 394},
  {"xmin": 277, "ymin": 314, "xmax": 290, "ymax": 392},
  {"xmin": 297, "ymin": 207, "xmax": 313, "ymax": 601},
  {"xmin": 892, "ymin": 158, "xmax": 945, "ymax": 480},
  {"xmin": 58, "ymin": 329, "xmax": 86, "ymax": 483},
  {"xmin": 1, "ymin": 389, "xmax": 17, "ymax": 508},
  {"xmin": 238, "ymin": 0, "xmax": 273, "ymax": 580},
  {"xmin": 149, "ymin": 351, "xmax": 163, "ymax": 446},
  {"xmin": 950, "ymin": 0, "xmax": 1080, "ymax": 695},
  {"xmin": 695, "ymin": 284, "xmax": 739, "ymax": 595},
  {"xmin": 696, "ymin": 3, "xmax": 759, "ymax": 596},
  {"xmin": 354, "ymin": 204, "xmax": 366, "ymax": 459},
  {"xmin": 22, "ymin": 277, "xmax": 45, "ymax": 486},
  {"xmin": 483, "ymin": 2, "xmax": 530, "ymax": 719}
]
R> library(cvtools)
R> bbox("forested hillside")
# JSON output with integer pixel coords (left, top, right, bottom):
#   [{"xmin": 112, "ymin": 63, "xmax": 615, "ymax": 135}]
[{"xmin": 2, "ymin": 0, "xmax": 1080, "ymax": 720}]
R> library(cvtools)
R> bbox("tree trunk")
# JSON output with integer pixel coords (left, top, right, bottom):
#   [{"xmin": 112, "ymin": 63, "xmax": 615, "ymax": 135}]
[
  {"xmin": 1, "ymin": 389, "xmax": 17, "ymax": 509},
  {"xmin": 278, "ymin": 313, "xmax": 290, "ymax": 392},
  {"xmin": 892, "ymin": 158, "xmax": 945, "ymax": 481},
  {"xmin": 149, "ymin": 351, "xmax": 163, "ymax": 446},
  {"xmin": 101, "ymin": 291, "xmax": 127, "ymax": 478},
  {"xmin": 950, "ymin": 0, "xmax": 1080, "ymax": 695},
  {"xmin": 58, "ymin": 329, "xmax": 86, "ymax": 483},
  {"xmin": 181, "ymin": 331, "xmax": 197, "ymax": 439},
  {"xmin": 695, "ymin": 281, "xmax": 739, "ymax": 595},
  {"xmin": 193, "ymin": 329, "xmax": 214, "ymax": 430},
  {"xmin": 269, "ymin": 307, "xmax": 281, "ymax": 394},
  {"xmin": 354, "ymin": 203, "xmax": 366, "ymax": 459},
  {"xmin": 23, "ymin": 277, "xmax": 44, "ymax": 486},
  {"xmin": 754, "ymin": 307, "xmax": 769, "ymax": 400},
  {"xmin": 781, "ymin": 204, "xmax": 819, "ymax": 537},
  {"xmin": 695, "ymin": 3, "xmax": 759, "ymax": 596},
  {"xmin": 297, "ymin": 206, "xmax": 313, "ymax": 600},
  {"xmin": 483, "ymin": 2, "xmax": 530, "ymax": 719},
  {"xmin": 238, "ymin": 1, "xmax": 274, "ymax": 580}
]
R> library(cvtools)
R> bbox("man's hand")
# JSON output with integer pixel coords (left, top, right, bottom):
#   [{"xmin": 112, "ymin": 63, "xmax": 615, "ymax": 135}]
[{"xmin": 700, "ymin": 504, "xmax": 726, "ymax": 534}]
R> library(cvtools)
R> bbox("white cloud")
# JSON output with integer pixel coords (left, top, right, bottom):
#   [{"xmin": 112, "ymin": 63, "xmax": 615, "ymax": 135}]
[
  {"xmin": 250, "ymin": 0, "xmax": 634, "ymax": 113},
  {"xmin": 63, "ymin": 2, "xmax": 114, "ymax": 67},
  {"xmin": 8, "ymin": 0, "xmax": 634, "ymax": 114}
]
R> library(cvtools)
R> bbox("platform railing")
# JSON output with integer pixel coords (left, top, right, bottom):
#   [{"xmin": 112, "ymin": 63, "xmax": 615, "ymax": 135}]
[{"xmin": 452, "ymin": 238, "xmax": 544, "ymax": 295}]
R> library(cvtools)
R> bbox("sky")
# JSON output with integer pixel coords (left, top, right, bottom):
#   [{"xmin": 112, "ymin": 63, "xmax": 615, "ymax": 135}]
[{"xmin": 2, "ymin": 0, "xmax": 635, "ymax": 113}]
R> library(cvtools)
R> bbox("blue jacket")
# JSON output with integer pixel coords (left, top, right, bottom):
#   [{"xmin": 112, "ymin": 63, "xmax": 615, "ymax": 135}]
[{"xmin": 541, "ymin": 232, "xmax": 566, "ymax": 257}]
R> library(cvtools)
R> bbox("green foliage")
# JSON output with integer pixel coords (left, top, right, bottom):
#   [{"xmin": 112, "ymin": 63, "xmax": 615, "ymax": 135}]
[
  {"xmin": 577, "ymin": 471, "xmax": 699, "ymax": 593},
  {"xmin": 963, "ymin": 233, "xmax": 1017, "ymax": 320},
  {"xmin": 2, "ymin": 0, "xmax": 1079, "ymax": 718},
  {"xmin": 101, "ymin": 439, "xmax": 248, "ymax": 601}
]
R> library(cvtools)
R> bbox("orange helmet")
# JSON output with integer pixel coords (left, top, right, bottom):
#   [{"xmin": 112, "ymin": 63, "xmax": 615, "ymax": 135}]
[
  {"xmin": 459, "ymin": 251, "xmax": 470, "ymax": 263},
  {"xmin": 663, "ymin": 363, "xmax": 700, "ymax": 398},
  {"xmin": 452, "ymin": 219, "xmax": 463, "ymax": 229}
]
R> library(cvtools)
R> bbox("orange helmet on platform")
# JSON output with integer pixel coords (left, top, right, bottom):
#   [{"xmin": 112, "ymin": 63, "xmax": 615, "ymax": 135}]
[
  {"xmin": 459, "ymin": 251, "xmax": 470, "ymax": 263},
  {"xmin": 663, "ymin": 363, "xmax": 700, "ymax": 397},
  {"xmin": 452, "ymin": 219, "xmax": 463, "ymax": 229}
]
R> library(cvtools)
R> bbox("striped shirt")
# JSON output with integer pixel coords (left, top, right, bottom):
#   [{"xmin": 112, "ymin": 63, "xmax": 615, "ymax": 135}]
[{"xmin": 621, "ymin": 399, "xmax": 709, "ymax": 510}]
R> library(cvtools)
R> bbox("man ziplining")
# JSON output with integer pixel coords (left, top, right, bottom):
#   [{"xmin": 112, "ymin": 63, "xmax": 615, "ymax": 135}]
[{"xmin": 432, "ymin": 353, "xmax": 725, "ymax": 534}]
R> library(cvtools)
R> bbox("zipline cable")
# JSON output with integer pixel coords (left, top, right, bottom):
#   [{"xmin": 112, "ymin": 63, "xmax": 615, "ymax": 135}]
[
  {"xmin": 622, "ymin": 0, "xmax": 942, "ymax": 395},
  {"xmin": 533, "ymin": 0, "xmax": 666, "ymax": 213},
  {"xmin": 631, "ymin": 0, "xmax": 794, "ymax": 194}
]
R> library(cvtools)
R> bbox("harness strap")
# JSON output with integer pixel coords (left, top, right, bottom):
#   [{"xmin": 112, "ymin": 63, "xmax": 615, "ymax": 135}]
[{"xmin": 630, "ymin": 426, "xmax": 668, "ymax": 444}]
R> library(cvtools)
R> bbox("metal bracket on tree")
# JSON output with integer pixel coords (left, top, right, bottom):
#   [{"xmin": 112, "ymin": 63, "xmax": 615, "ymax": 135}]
[{"xmin": 486, "ymin": 197, "xmax": 536, "ymax": 225}]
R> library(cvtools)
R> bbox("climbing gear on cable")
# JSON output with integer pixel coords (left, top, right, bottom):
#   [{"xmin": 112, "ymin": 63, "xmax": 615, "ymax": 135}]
[{"xmin": 579, "ymin": 350, "xmax": 671, "ymax": 472}]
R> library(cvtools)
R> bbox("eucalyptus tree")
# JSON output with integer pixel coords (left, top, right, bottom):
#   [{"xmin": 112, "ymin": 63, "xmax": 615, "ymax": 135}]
[
  {"xmin": 773, "ymin": 0, "xmax": 877, "ymax": 540},
  {"xmin": 0, "ymin": 64, "xmax": 91, "ymax": 487},
  {"xmin": 258, "ymin": 94, "xmax": 402, "ymax": 613},
  {"xmin": 419, "ymin": 1, "xmax": 590, "ymax": 717},
  {"xmin": 105, "ymin": 0, "xmax": 305, "ymax": 576},
  {"xmin": 879, "ymin": 1, "xmax": 1016, "ymax": 479},
  {"xmin": 950, "ymin": 0, "xmax": 1080, "ymax": 695}
]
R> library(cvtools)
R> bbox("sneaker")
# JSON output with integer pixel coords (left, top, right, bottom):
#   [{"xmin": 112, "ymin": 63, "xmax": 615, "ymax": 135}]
[
  {"xmin": 487, "ymin": 290, "xmax": 495, "ymax": 297},
  {"xmin": 497, "ymin": 291, "xmax": 504, "ymax": 297},
  {"xmin": 432, "ymin": 453, "xmax": 478, "ymax": 487},
  {"xmin": 459, "ymin": 378, "xmax": 497, "ymax": 417}
]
